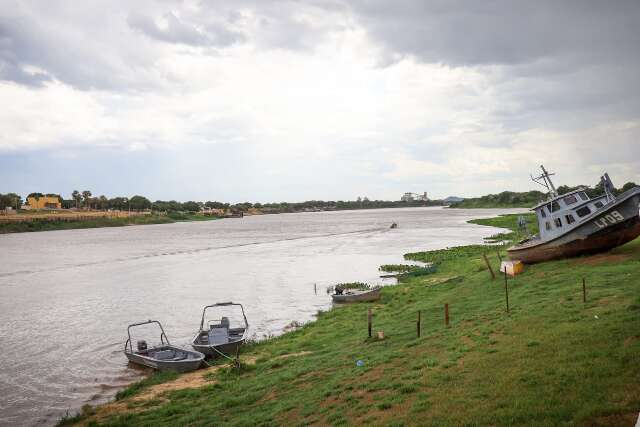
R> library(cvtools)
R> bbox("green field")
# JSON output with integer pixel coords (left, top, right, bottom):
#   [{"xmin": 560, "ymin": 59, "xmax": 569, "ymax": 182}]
[{"xmin": 65, "ymin": 214, "xmax": 640, "ymax": 426}]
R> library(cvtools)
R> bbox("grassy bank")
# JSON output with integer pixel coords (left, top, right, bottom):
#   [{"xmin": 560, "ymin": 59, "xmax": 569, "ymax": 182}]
[
  {"xmin": 0, "ymin": 213, "xmax": 219, "ymax": 234},
  {"xmin": 450, "ymin": 191, "xmax": 545, "ymax": 209},
  {"xmin": 68, "ymin": 214, "xmax": 640, "ymax": 426}
]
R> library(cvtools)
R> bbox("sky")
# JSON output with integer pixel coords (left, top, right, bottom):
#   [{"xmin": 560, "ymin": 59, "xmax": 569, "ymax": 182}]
[{"xmin": 1, "ymin": 0, "xmax": 639, "ymax": 203}]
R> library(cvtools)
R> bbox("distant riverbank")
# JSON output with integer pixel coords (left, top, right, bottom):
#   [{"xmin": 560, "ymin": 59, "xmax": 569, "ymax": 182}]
[
  {"xmin": 0, "ymin": 213, "xmax": 219, "ymax": 234},
  {"xmin": 0, "ymin": 203, "xmax": 447, "ymax": 234}
]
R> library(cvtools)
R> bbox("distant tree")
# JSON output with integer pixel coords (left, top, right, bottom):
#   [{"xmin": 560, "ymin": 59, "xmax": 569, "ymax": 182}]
[
  {"xmin": 619, "ymin": 182, "xmax": 637, "ymax": 194},
  {"xmin": 129, "ymin": 195, "xmax": 152, "ymax": 211},
  {"xmin": 182, "ymin": 201, "xmax": 201, "ymax": 212},
  {"xmin": 98, "ymin": 195, "xmax": 108, "ymax": 210},
  {"xmin": 205, "ymin": 201, "xmax": 226, "ymax": 209},
  {"xmin": 61, "ymin": 199, "xmax": 75, "ymax": 209},
  {"xmin": 81, "ymin": 190, "xmax": 92, "ymax": 209},
  {"xmin": 153, "ymin": 200, "xmax": 182, "ymax": 212},
  {"xmin": 109, "ymin": 197, "xmax": 128, "ymax": 210},
  {"xmin": 0, "ymin": 193, "xmax": 22, "ymax": 210},
  {"xmin": 71, "ymin": 190, "xmax": 82, "ymax": 209}
]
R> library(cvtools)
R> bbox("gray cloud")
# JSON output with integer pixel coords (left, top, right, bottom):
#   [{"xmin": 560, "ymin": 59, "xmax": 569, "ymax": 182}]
[
  {"xmin": 0, "ymin": 2, "xmax": 165, "ymax": 91},
  {"xmin": 347, "ymin": 0, "xmax": 640, "ymax": 67},
  {"xmin": 345, "ymin": 0, "xmax": 640, "ymax": 132},
  {"xmin": 127, "ymin": 11, "xmax": 242, "ymax": 47}
]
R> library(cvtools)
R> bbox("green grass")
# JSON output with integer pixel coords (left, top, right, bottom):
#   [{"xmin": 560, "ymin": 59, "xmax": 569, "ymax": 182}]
[
  {"xmin": 78, "ymin": 213, "xmax": 640, "ymax": 426},
  {"xmin": 0, "ymin": 213, "xmax": 219, "ymax": 234}
]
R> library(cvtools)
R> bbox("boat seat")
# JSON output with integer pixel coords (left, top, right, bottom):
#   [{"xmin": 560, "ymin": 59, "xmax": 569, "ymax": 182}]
[
  {"xmin": 154, "ymin": 349, "xmax": 188, "ymax": 361},
  {"xmin": 208, "ymin": 326, "xmax": 230, "ymax": 345}
]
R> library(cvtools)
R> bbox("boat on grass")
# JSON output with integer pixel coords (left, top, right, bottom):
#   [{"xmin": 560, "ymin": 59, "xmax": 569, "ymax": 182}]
[
  {"xmin": 124, "ymin": 320, "xmax": 204, "ymax": 372},
  {"xmin": 331, "ymin": 283, "xmax": 381, "ymax": 303},
  {"xmin": 508, "ymin": 166, "xmax": 640, "ymax": 264},
  {"xmin": 192, "ymin": 302, "xmax": 249, "ymax": 358}
]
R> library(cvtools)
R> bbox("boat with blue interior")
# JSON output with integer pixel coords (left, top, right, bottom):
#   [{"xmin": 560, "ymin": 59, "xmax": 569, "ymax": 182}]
[{"xmin": 507, "ymin": 166, "xmax": 640, "ymax": 264}]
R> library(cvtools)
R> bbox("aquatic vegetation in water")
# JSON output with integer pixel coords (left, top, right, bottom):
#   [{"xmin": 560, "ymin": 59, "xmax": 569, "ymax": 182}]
[{"xmin": 334, "ymin": 282, "xmax": 371, "ymax": 292}]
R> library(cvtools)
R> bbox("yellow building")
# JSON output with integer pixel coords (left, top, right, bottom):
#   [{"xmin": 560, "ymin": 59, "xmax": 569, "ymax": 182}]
[{"xmin": 27, "ymin": 195, "xmax": 62, "ymax": 209}]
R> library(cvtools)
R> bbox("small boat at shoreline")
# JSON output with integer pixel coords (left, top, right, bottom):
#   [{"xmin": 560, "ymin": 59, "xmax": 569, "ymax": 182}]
[
  {"xmin": 124, "ymin": 320, "xmax": 204, "ymax": 372},
  {"xmin": 192, "ymin": 302, "xmax": 249, "ymax": 358},
  {"xmin": 332, "ymin": 287, "xmax": 381, "ymax": 303},
  {"xmin": 390, "ymin": 222, "xmax": 398, "ymax": 229},
  {"xmin": 508, "ymin": 166, "xmax": 640, "ymax": 264}
]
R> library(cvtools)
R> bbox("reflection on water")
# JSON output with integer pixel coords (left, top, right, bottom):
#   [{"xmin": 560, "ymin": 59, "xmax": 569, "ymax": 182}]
[{"xmin": 0, "ymin": 207, "xmax": 521, "ymax": 425}]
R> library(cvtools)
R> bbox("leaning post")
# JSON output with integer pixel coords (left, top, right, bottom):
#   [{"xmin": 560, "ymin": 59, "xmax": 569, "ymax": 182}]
[
  {"xmin": 483, "ymin": 254, "xmax": 496, "ymax": 280},
  {"xmin": 504, "ymin": 270, "xmax": 510, "ymax": 313},
  {"xmin": 444, "ymin": 304, "xmax": 450, "ymax": 327}
]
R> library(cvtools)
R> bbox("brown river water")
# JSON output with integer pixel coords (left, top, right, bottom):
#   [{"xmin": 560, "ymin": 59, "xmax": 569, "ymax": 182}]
[{"xmin": 0, "ymin": 207, "xmax": 523, "ymax": 426}]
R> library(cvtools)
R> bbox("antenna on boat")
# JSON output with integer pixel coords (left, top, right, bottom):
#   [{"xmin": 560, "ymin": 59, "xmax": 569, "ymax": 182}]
[
  {"xmin": 531, "ymin": 165, "xmax": 558, "ymax": 197},
  {"xmin": 601, "ymin": 172, "xmax": 616, "ymax": 202}
]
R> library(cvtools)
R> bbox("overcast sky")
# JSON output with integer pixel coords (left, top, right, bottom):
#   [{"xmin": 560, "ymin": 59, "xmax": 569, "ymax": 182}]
[{"xmin": 1, "ymin": 1, "xmax": 639, "ymax": 202}]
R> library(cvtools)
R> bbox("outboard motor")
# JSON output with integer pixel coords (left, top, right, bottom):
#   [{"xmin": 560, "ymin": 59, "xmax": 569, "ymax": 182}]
[
  {"xmin": 220, "ymin": 317, "xmax": 230, "ymax": 329},
  {"xmin": 137, "ymin": 340, "xmax": 148, "ymax": 352}
]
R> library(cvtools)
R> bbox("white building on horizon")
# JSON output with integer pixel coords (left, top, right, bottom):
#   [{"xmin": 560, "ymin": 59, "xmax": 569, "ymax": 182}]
[{"xmin": 401, "ymin": 192, "xmax": 429, "ymax": 202}]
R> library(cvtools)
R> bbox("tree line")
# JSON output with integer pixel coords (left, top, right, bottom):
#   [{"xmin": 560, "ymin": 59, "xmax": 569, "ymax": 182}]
[
  {"xmin": 0, "ymin": 190, "xmax": 442, "ymax": 213},
  {"xmin": 451, "ymin": 180, "xmax": 639, "ymax": 208}
]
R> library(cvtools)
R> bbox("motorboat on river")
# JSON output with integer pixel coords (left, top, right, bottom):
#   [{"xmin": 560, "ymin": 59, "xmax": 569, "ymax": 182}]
[
  {"xmin": 192, "ymin": 302, "xmax": 249, "ymax": 358},
  {"xmin": 507, "ymin": 166, "xmax": 640, "ymax": 264},
  {"xmin": 124, "ymin": 320, "xmax": 205, "ymax": 372}
]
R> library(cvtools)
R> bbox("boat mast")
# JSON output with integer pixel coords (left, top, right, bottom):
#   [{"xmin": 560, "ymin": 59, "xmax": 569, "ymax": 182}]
[{"xmin": 531, "ymin": 165, "xmax": 558, "ymax": 198}]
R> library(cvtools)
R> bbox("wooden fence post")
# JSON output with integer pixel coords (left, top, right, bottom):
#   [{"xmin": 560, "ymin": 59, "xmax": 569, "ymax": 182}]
[
  {"xmin": 368, "ymin": 308, "xmax": 372, "ymax": 338},
  {"xmin": 582, "ymin": 278, "xmax": 587, "ymax": 303},
  {"xmin": 444, "ymin": 304, "xmax": 450, "ymax": 327},
  {"xmin": 417, "ymin": 310, "xmax": 421, "ymax": 337},
  {"xmin": 483, "ymin": 254, "xmax": 496, "ymax": 280},
  {"xmin": 504, "ymin": 270, "xmax": 510, "ymax": 313}
]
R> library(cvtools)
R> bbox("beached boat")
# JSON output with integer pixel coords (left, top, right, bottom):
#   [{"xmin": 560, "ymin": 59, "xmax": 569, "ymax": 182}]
[
  {"xmin": 332, "ymin": 287, "xmax": 381, "ymax": 303},
  {"xmin": 192, "ymin": 302, "xmax": 249, "ymax": 358},
  {"xmin": 124, "ymin": 320, "xmax": 204, "ymax": 372},
  {"xmin": 390, "ymin": 222, "xmax": 398, "ymax": 229},
  {"xmin": 507, "ymin": 166, "xmax": 640, "ymax": 264}
]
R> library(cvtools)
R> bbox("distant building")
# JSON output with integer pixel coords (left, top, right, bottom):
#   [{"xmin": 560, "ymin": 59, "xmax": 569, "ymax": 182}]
[
  {"xmin": 27, "ymin": 195, "xmax": 62, "ymax": 209},
  {"xmin": 401, "ymin": 192, "xmax": 429, "ymax": 202}
]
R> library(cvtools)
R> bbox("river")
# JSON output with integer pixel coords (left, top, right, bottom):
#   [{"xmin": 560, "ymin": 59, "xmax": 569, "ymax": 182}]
[{"xmin": 0, "ymin": 207, "xmax": 523, "ymax": 426}]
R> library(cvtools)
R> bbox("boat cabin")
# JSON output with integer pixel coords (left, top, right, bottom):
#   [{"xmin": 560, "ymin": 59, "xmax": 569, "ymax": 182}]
[{"xmin": 532, "ymin": 189, "xmax": 609, "ymax": 241}]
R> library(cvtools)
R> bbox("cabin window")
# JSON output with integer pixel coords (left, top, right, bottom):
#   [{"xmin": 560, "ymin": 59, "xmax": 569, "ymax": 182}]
[
  {"xmin": 550, "ymin": 201, "xmax": 561, "ymax": 212},
  {"xmin": 579, "ymin": 192, "xmax": 589, "ymax": 201},
  {"xmin": 554, "ymin": 218, "xmax": 563, "ymax": 228},
  {"xmin": 576, "ymin": 206, "xmax": 591, "ymax": 218},
  {"xmin": 539, "ymin": 208, "xmax": 547, "ymax": 218},
  {"xmin": 545, "ymin": 221, "xmax": 552, "ymax": 231},
  {"xmin": 594, "ymin": 201, "xmax": 604, "ymax": 209},
  {"xmin": 563, "ymin": 194, "xmax": 578, "ymax": 205},
  {"xmin": 565, "ymin": 214, "xmax": 576, "ymax": 225}
]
